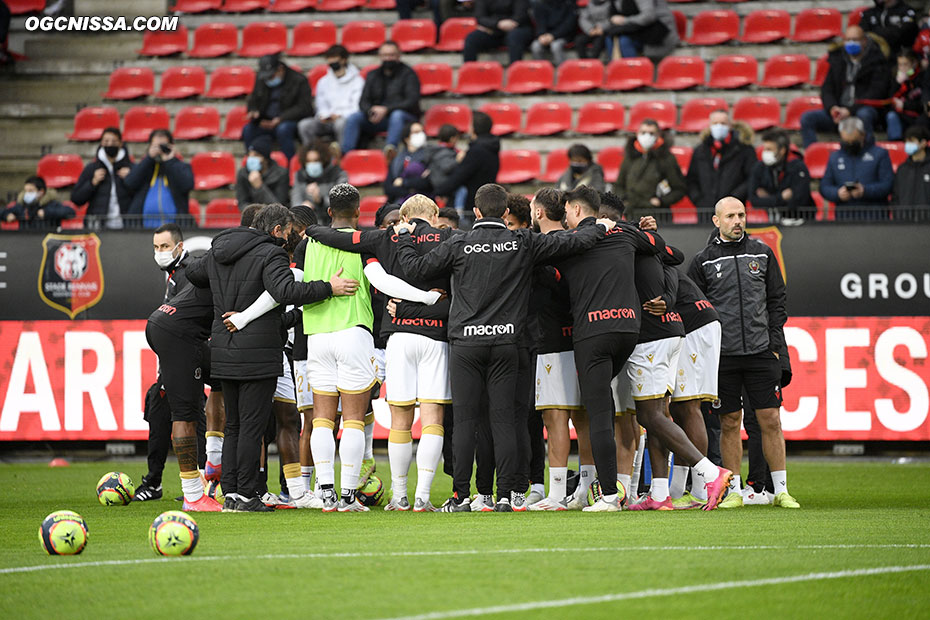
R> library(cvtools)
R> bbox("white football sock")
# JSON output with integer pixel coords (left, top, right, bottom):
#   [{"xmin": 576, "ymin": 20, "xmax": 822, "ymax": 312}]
[
  {"xmin": 339, "ymin": 424, "xmax": 365, "ymax": 495},
  {"xmin": 283, "ymin": 463, "xmax": 305, "ymax": 500},
  {"xmin": 692, "ymin": 457, "xmax": 718, "ymax": 483},
  {"xmin": 650, "ymin": 478, "xmax": 669, "ymax": 502},
  {"xmin": 301, "ymin": 466, "xmax": 314, "ymax": 494},
  {"xmin": 415, "ymin": 427, "xmax": 444, "ymax": 502},
  {"xmin": 771, "ymin": 470, "xmax": 787, "ymax": 494},
  {"xmin": 729, "ymin": 475, "xmax": 742, "ymax": 494},
  {"xmin": 548, "ymin": 467, "xmax": 567, "ymax": 501},
  {"xmin": 310, "ymin": 424, "xmax": 336, "ymax": 487},
  {"xmin": 617, "ymin": 473, "xmax": 632, "ymax": 500},
  {"xmin": 531, "ymin": 483, "xmax": 545, "ymax": 497},
  {"xmin": 388, "ymin": 429, "xmax": 413, "ymax": 499},
  {"xmin": 205, "ymin": 435, "xmax": 223, "ymax": 464},
  {"xmin": 691, "ymin": 468, "xmax": 708, "ymax": 500},
  {"xmin": 578, "ymin": 464, "xmax": 596, "ymax": 495},
  {"xmin": 670, "ymin": 465, "xmax": 689, "ymax": 499},
  {"xmin": 180, "ymin": 472, "xmax": 204, "ymax": 503},
  {"xmin": 364, "ymin": 419, "xmax": 374, "ymax": 460}
]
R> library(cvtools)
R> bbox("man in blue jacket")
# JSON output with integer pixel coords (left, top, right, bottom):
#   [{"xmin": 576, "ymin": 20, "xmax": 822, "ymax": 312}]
[
  {"xmin": 125, "ymin": 129, "xmax": 194, "ymax": 228},
  {"xmin": 820, "ymin": 117, "xmax": 894, "ymax": 220}
]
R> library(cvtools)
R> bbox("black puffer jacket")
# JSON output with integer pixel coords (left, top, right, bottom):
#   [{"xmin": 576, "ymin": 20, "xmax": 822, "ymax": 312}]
[
  {"xmin": 747, "ymin": 149, "xmax": 814, "ymax": 212},
  {"xmin": 686, "ymin": 123, "xmax": 756, "ymax": 212},
  {"xmin": 186, "ymin": 227, "xmax": 334, "ymax": 380},
  {"xmin": 820, "ymin": 40, "xmax": 891, "ymax": 113},
  {"xmin": 892, "ymin": 155, "xmax": 930, "ymax": 208},
  {"xmin": 71, "ymin": 147, "xmax": 134, "ymax": 221},
  {"xmin": 246, "ymin": 65, "xmax": 314, "ymax": 122},
  {"xmin": 359, "ymin": 62, "xmax": 421, "ymax": 116},
  {"xmin": 432, "ymin": 135, "xmax": 501, "ymax": 210}
]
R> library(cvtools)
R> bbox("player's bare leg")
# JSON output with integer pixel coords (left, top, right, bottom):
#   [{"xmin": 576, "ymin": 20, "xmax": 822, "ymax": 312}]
[
  {"xmin": 568, "ymin": 409, "xmax": 596, "ymax": 508},
  {"xmin": 615, "ymin": 413, "xmax": 638, "ymax": 502},
  {"xmin": 529, "ymin": 408, "xmax": 570, "ymax": 510},
  {"xmin": 670, "ymin": 399, "xmax": 709, "ymax": 503}
]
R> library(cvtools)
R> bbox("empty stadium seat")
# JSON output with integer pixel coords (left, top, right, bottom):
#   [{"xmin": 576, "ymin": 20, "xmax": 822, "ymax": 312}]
[
  {"xmin": 554, "ymin": 59, "xmax": 604, "ymax": 93},
  {"xmin": 189, "ymin": 22, "xmax": 238, "ymax": 58},
  {"xmin": 414, "ymin": 63, "xmax": 454, "ymax": 96},
  {"xmin": 103, "ymin": 67, "xmax": 155, "ymax": 100},
  {"xmin": 687, "ymin": 10, "xmax": 739, "ymax": 45},
  {"xmin": 497, "ymin": 150, "xmax": 541, "ymax": 184},
  {"xmin": 221, "ymin": 106, "xmax": 249, "ymax": 139},
  {"xmin": 792, "ymin": 8, "xmax": 842, "ymax": 42},
  {"xmin": 171, "ymin": 0, "xmax": 222, "ymax": 11},
  {"xmin": 288, "ymin": 21, "xmax": 338, "ymax": 56},
  {"xmin": 156, "ymin": 65, "xmax": 207, "ymax": 99},
  {"xmin": 454, "ymin": 61, "xmax": 503, "ymax": 95},
  {"xmin": 6, "ymin": 0, "xmax": 46, "ymax": 14},
  {"xmin": 813, "ymin": 55, "xmax": 829, "ymax": 86},
  {"xmin": 670, "ymin": 197, "xmax": 698, "ymax": 224},
  {"xmin": 604, "ymin": 57, "xmax": 654, "ymax": 91},
  {"xmin": 740, "ymin": 9, "xmax": 790, "ymax": 43},
  {"xmin": 174, "ymin": 106, "xmax": 221, "ymax": 140},
  {"xmin": 575, "ymin": 101, "xmax": 624, "ymax": 135},
  {"xmin": 669, "ymin": 145, "xmax": 693, "ymax": 174},
  {"xmin": 732, "ymin": 96, "xmax": 780, "ymax": 131},
  {"xmin": 423, "ymin": 104, "xmax": 472, "ymax": 136},
  {"xmin": 192, "ymin": 152, "xmax": 237, "ymax": 189},
  {"xmin": 435, "ymin": 17, "xmax": 476, "ymax": 52},
  {"xmin": 307, "ymin": 64, "xmax": 329, "ymax": 94},
  {"xmin": 318, "ymin": 0, "xmax": 366, "ymax": 9},
  {"xmin": 760, "ymin": 54, "xmax": 810, "ymax": 88},
  {"xmin": 359, "ymin": 195, "xmax": 387, "ymax": 228},
  {"xmin": 206, "ymin": 65, "xmax": 255, "ymax": 98},
  {"xmin": 138, "ymin": 25, "xmax": 189, "ymax": 56},
  {"xmin": 123, "ymin": 106, "xmax": 172, "ymax": 142},
  {"xmin": 677, "ymin": 97, "xmax": 727, "ymax": 132},
  {"xmin": 784, "ymin": 96, "xmax": 822, "ymax": 130},
  {"xmin": 654, "ymin": 56, "xmax": 705, "ymax": 90},
  {"xmin": 392, "ymin": 19, "xmax": 437, "ymax": 52},
  {"xmin": 596, "ymin": 147, "xmax": 624, "ymax": 183},
  {"xmin": 341, "ymin": 21, "xmax": 387, "ymax": 53},
  {"xmin": 239, "ymin": 22, "xmax": 287, "ymax": 57},
  {"xmin": 367, "ymin": 0, "xmax": 396, "ymax": 8},
  {"xmin": 541, "ymin": 149, "xmax": 569, "ymax": 183},
  {"xmin": 342, "ymin": 150, "xmax": 388, "ymax": 186},
  {"xmin": 188, "ymin": 198, "xmax": 202, "ymax": 226},
  {"xmin": 479, "ymin": 102, "xmax": 521, "ymax": 136},
  {"xmin": 626, "ymin": 100, "xmax": 676, "ymax": 131},
  {"xmin": 708, "ymin": 55, "xmax": 757, "ymax": 89},
  {"xmin": 504, "ymin": 60, "xmax": 554, "ymax": 94},
  {"xmin": 672, "ymin": 10, "xmax": 687, "ymax": 39},
  {"xmin": 269, "ymin": 0, "xmax": 317, "ymax": 11},
  {"xmin": 68, "ymin": 106, "xmax": 120, "ymax": 141},
  {"xmin": 203, "ymin": 198, "xmax": 241, "ymax": 228},
  {"xmin": 523, "ymin": 102, "xmax": 572, "ymax": 136},
  {"xmin": 803, "ymin": 142, "xmax": 839, "ymax": 178},
  {"xmin": 221, "ymin": 0, "xmax": 269, "ymax": 11},
  {"xmin": 877, "ymin": 142, "xmax": 907, "ymax": 172},
  {"xmin": 36, "ymin": 154, "xmax": 84, "ymax": 188}
]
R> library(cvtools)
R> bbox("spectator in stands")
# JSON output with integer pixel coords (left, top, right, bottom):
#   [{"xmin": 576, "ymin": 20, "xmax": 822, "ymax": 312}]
[
  {"xmin": 886, "ymin": 49, "xmax": 925, "ymax": 140},
  {"xmin": 342, "ymin": 41, "xmax": 421, "ymax": 161},
  {"xmin": 615, "ymin": 119, "xmax": 686, "ymax": 221},
  {"xmin": 748, "ymin": 129, "xmax": 814, "ymax": 226},
  {"xmin": 298, "ymin": 45, "xmax": 364, "ymax": 149},
  {"xmin": 892, "ymin": 125, "xmax": 930, "ymax": 211},
  {"xmin": 575, "ymin": 0, "xmax": 613, "ymax": 59},
  {"xmin": 529, "ymin": 0, "xmax": 577, "ymax": 66},
  {"xmin": 72, "ymin": 126, "xmax": 133, "ymax": 230},
  {"xmin": 687, "ymin": 110, "xmax": 756, "ymax": 220},
  {"xmin": 243, "ymin": 53, "xmax": 313, "ymax": 162},
  {"xmin": 861, "ymin": 0, "xmax": 918, "ymax": 53},
  {"xmin": 126, "ymin": 129, "xmax": 194, "ymax": 229},
  {"xmin": 436, "ymin": 206, "xmax": 461, "ymax": 229},
  {"xmin": 820, "ymin": 117, "xmax": 894, "ymax": 219},
  {"xmin": 463, "ymin": 0, "xmax": 534, "ymax": 65},
  {"xmin": 386, "ymin": 123, "xmax": 461, "ymax": 203},
  {"xmin": 2, "ymin": 175, "xmax": 75, "ymax": 230},
  {"xmin": 913, "ymin": 10, "xmax": 930, "ymax": 66},
  {"xmin": 430, "ymin": 110, "xmax": 500, "ymax": 215},
  {"xmin": 558, "ymin": 144, "xmax": 606, "ymax": 193},
  {"xmin": 290, "ymin": 141, "xmax": 348, "ymax": 225},
  {"xmin": 605, "ymin": 0, "xmax": 679, "ymax": 60},
  {"xmin": 235, "ymin": 135, "xmax": 290, "ymax": 208},
  {"xmin": 801, "ymin": 26, "xmax": 890, "ymax": 147}
]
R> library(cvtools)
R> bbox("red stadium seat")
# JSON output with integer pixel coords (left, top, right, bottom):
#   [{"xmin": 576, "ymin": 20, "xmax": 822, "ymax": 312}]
[
  {"xmin": 760, "ymin": 54, "xmax": 810, "ymax": 88},
  {"xmin": 36, "ymin": 154, "xmax": 84, "ymax": 188},
  {"xmin": 708, "ymin": 55, "xmax": 757, "ymax": 89},
  {"xmin": 341, "ymin": 21, "xmax": 387, "ymax": 53},
  {"xmin": 575, "ymin": 101, "xmax": 624, "ymax": 135},
  {"xmin": 784, "ymin": 96, "xmax": 822, "ymax": 130},
  {"xmin": 803, "ymin": 142, "xmax": 839, "ymax": 178},
  {"xmin": 221, "ymin": 0, "xmax": 269, "ymax": 11},
  {"xmin": 367, "ymin": 0, "xmax": 396, "ymax": 8},
  {"xmin": 687, "ymin": 10, "xmax": 739, "ymax": 45},
  {"xmin": 156, "ymin": 65, "xmax": 207, "ymax": 99},
  {"xmin": 523, "ymin": 102, "xmax": 572, "ymax": 136},
  {"xmin": 479, "ymin": 102, "xmax": 522, "ymax": 136},
  {"xmin": 6, "ymin": 0, "xmax": 46, "ymax": 14},
  {"xmin": 672, "ymin": 10, "xmax": 687, "ymax": 39},
  {"xmin": 732, "ymin": 96, "xmax": 780, "ymax": 131},
  {"xmin": 812, "ymin": 191, "xmax": 836, "ymax": 221},
  {"xmin": 360, "ymin": 64, "xmax": 379, "ymax": 80},
  {"xmin": 318, "ymin": 0, "xmax": 366, "ymax": 9},
  {"xmin": 877, "ymin": 142, "xmax": 907, "ymax": 172},
  {"xmin": 123, "ymin": 106, "xmax": 171, "ymax": 142},
  {"xmin": 745, "ymin": 203, "xmax": 769, "ymax": 223},
  {"xmin": 359, "ymin": 196, "xmax": 387, "ymax": 228},
  {"xmin": 173, "ymin": 105, "xmax": 221, "ymax": 140},
  {"xmin": 740, "ymin": 9, "xmax": 790, "ymax": 43},
  {"xmin": 239, "ymin": 22, "xmax": 287, "ymax": 57},
  {"xmin": 61, "ymin": 202, "xmax": 87, "ymax": 230},
  {"xmin": 626, "ymin": 100, "xmax": 676, "ymax": 131},
  {"xmin": 68, "ymin": 106, "xmax": 120, "ymax": 141},
  {"xmin": 341, "ymin": 150, "xmax": 388, "ymax": 186},
  {"xmin": 188, "ymin": 199, "xmax": 202, "ymax": 226},
  {"xmin": 307, "ymin": 64, "xmax": 329, "ymax": 94},
  {"xmin": 435, "ymin": 17, "xmax": 476, "ymax": 52},
  {"xmin": 677, "ymin": 97, "xmax": 727, "ymax": 132},
  {"xmin": 423, "ymin": 104, "xmax": 472, "ymax": 136},
  {"xmin": 392, "ymin": 19, "xmax": 436, "ymax": 52},
  {"xmin": 813, "ymin": 55, "xmax": 829, "ymax": 86},
  {"xmin": 189, "ymin": 22, "xmax": 238, "ymax": 58},
  {"xmin": 504, "ymin": 60, "xmax": 554, "ymax": 94},
  {"xmin": 137, "ymin": 25, "xmax": 189, "ymax": 56},
  {"xmin": 414, "ymin": 63, "xmax": 454, "ymax": 96},
  {"xmin": 171, "ymin": 0, "xmax": 222, "ymax": 11},
  {"xmin": 541, "ymin": 149, "xmax": 569, "ymax": 183},
  {"xmin": 605, "ymin": 57, "xmax": 654, "ymax": 91},
  {"xmin": 454, "ymin": 61, "xmax": 503, "ymax": 95},
  {"xmin": 289, "ymin": 21, "xmax": 338, "ymax": 56},
  {"xmin": 497, "ymin": 150, "xmax": 541, "ymax": 184},
  {"xmin": 269, "ymin": 0, "xmax": 317, "ymax": 11},
  {"xmin": 670, "ymin": 197, "xmax": 698, "ymax": 224},
  {"xmin": 206, "ymin": 65, "xmax": 255, "ymax": 98},
  {"xmin": 669, "ymin": 145, "xmax": 693, "ymax": 174},
  {"xmin": 203, "ymin": 198, "xmax": 241, "ymax": 228},
  {"xmin": 596, "ymin": 147, "xmax": 624, "ymax": 183},
  {"xmin": 654, "ymin": 56, "xmax": 705, "ymax": 90},
  {"xmin": 192, "ymin": 152, "xmax": 237, "ymax": 189},
  {"xmin": 554, "ymin": 59, "xmax": 604, "ymax": 93},
  {"xmin": 848, "ymin": 6, "xmax": 868, "ymax": 28},
  {"xmin": 792, "ymin": 8, "xmax": 842, "ymax": 42},
  {"xmin": 103, "ymin": 67, "xmax": 155, "ymax": 100}
]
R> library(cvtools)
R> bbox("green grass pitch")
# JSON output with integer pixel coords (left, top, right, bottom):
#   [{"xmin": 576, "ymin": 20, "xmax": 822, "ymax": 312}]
[{"xmin": 1, "ymin": 458, "xmax": 928, "ymax": 619}]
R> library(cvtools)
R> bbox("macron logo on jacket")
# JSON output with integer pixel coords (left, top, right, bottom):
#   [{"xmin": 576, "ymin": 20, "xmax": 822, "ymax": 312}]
[{"xmin": 463, "ymin": 323, "xmax": 515, "ymax": 337}]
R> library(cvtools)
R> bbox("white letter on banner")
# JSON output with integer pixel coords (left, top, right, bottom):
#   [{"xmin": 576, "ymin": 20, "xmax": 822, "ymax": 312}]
[
  {"xmin": 64, "ymin": 332, "xmax": 117, "ymax": 431},
  {"xmin": 780, "ymin": 327, "xmax": 819, "ymax": 432},
  {"xmin": 826, "ymin": 328, "xmax": 871, "ymax": 431},
  {"xmin": 874, "ymin": 327, "xmax": 929, "ymax": 433},
  {"xmin": 123, "ymin": 331, "xmax": 151, "ymax": 431},
  {"xmin": 0, "ymin": 332, "xmax": 60, "ymax": 432}
]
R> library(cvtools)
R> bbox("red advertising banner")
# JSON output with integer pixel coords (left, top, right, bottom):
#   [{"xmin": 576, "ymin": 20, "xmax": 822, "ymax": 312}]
[{"xmin": 1, "ymin": 317, "xmax": 928, "ymax": 441}]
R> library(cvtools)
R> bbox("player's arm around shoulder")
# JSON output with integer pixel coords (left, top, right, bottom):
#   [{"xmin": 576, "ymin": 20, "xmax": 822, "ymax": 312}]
[
  {"xmin": 263, "ymin": 246, "xmax": 335, "ymax": 306},
  {"xmin": 305, "ymin": 224, "xmax": 382, "ymax": 254}
]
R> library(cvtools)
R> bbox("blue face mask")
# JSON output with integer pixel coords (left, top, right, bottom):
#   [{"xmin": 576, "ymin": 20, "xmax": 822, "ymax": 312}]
[
  {"xmin": 265, "ymin": 76, "xmax": 283, "ymax": 88},
  {"xmin": 905, "ymin": 141, "xmax": 920, "ymax": 156},
  {"xmin": 246, "ymin": 156, "xmax": 263, "ymax": 172},
  {"xmin": 305, "ymin": 162, "xmax": 323, "ymax": 178},
  {"xmin": 844, "ymin": 41, "xmax": 862, "ymax": 56}
]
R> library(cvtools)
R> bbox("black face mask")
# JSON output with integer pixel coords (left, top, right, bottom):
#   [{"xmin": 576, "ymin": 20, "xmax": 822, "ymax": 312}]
[
  {"xmin": 103, "ymin": 145, "xmax": 120, "ymax": 159},
  {"xmin": 842, "ymin": 140, "xmax": 863, "ymax": 156},
  {"xmin": 272, "ymin": 235, "xmax": 287, "ymax": 247},
  {"xmin": 328, "ymin": 61, "xmax": 343, "ymax": 72},
  {"xmin": 382, "ymin": 60, "xmax": 399, "ymax": 73},
  {"xmin": 570, "ymin": 163, "xmax": 588, "ymax": 174}
]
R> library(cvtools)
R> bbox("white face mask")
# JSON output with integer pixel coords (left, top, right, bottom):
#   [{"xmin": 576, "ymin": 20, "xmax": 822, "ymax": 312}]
[
  {"xmin": 408, "ymin": 131, "xmax": 427, "ymax": 150},
  {"xmin": 23, "ymin": 191, "xmax": 38, "ymax": 204},
  {"xmin": 154, "ymin": 244, "xmax": 179, "ymax": 268},
  {"xmin": 637, "ymin": 132, "xmax": 657, "ymax": 150},
  {"xmin": 761, "ymin": 150, "xmax": 778, "ymax": 166},
  {"xmin": 710, "ymin": 123, "xmax": 730, "ymax": 141}
]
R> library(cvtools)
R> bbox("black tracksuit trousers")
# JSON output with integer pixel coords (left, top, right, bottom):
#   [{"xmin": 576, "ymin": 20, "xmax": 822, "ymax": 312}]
[{"xmin": 220, "ymin": 377, "xmax": 276, "ymax": 500}]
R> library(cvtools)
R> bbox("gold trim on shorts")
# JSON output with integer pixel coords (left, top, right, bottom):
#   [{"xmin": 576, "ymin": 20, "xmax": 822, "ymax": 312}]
[
  {"xmin": 536, "ymin": 405, "xmax": 585, "ymax": 411},
  {"xmin": 273, "ymin": 397, "xmax": 297, "ymax": 404},
  {"xmin": 336, "ymin": 378, "xmax": 378, "ymax": 395}
]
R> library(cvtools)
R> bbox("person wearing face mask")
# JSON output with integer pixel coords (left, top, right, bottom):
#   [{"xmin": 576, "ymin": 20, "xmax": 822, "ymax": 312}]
[
  {"xmin": 574, "ymin": 0, "xmax": 614, "ymax": 59},
  {"xmin": 71, "ymin": 126, "xmax": 133, "ymax": 229},
  {"xmin": 892, "ymin": 125, "xmax": 930, "ymax": 216},
  {"xmin": 747, "ymin": 129, "xmax": 814, "ymax": 226},
  {"xmin": 686, "ymin": 111, "xmax": 757, "ymax": 220},
  {"xmin": 126, "ymin": 128, "xmax": 194, "ymax": 229},
  {"xmin": 557, "ymin": 144, "xmax": 606, "ymax": 194},
  {"xmin": 384, "ymin": 122, "xmax": 434, "ymax": 203},
  {"xmin": 861, "ymin": 0, "xmax": 918, "ymax": 53},
  {"xmin": 290, "ymin": 141, "xmax": 348, "ymax": 224},
  {"xmin": 243, "ymin": 53, "xmax": 313, "ymax": 162},
  {"xmin": 2, "ymin": 175, "xmax": 74, "ymax": 230},
  {"xmin": 615, "ymin": 120, "xmax": 686, "ymax": 222},
  {"xmin": 235, "ymin": 135, "xmax": 291, "ymax": 209},
  {"xmin": 885, "ymin": 50, "xmax": 925, "ymax": 140},
  {"xmin": 298, "ymin": 46, "xmax": 364, "ymax": 149},
  {"xmin": 820, "ymin": 116, "xmax": 894, "ymax": 220}
]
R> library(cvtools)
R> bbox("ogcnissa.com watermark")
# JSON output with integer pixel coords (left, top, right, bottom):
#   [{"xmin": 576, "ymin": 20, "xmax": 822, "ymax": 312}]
[{"xmin": 24, "ymin": 15, "xmax": 180, "ymax": 33}]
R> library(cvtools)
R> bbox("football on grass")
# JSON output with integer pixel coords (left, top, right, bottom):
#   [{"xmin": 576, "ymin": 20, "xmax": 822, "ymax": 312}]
[
  {"xmin": 357, "ymin": 474, "xmax": 385, "ymax": 507},
  {"xmin": 38, "ymin": 510, "xmax": 88, "ymax": 555},
  {"xmin": 96, "ymin": 472, "xmax": 134, "ymax": 506},
  {"xmin": 149, "ymin": 511, "xmax": 199, "ymax": 557}
]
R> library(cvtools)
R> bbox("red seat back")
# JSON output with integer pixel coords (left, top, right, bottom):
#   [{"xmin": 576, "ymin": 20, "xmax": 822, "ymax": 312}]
[
  {"xmin": 221, "ymin": 105, "xmax": 250, "ymax": 140},
  {"xmin": 523, "ymin": 102, "xmax": 572, "ymax": 136},
  {"xmin": 575, "ymin": 101, "xmax": 625, "ymax": 135},
  {"xmin": 222, "ymin": 0, "xmax": 270, "ymax": 11},
  {"xmin": 103, "ymin": 67, "xmax": 155, "ymax": 100},
  {"xmin": 541, "ymin": 149, "xmax": 569, "ymax": 183},
  {"xmin": 413, "ymin": 63, "xmax": 454, "ymax": 96},
  {"xmin": 454, "ymin": 61, "xmax": 503, "ymax": 95},
  {"xmin": 239, "ymin": 21, "xmax": 287, "ymax": 57},
  {"xmin": 687, "ymin": 10, "xmax": 739, "ymax": 45},
  {"xmin": 289, "ymin": 21, "xmax": 338, "ymax": 56},
  {"xmin": 156, "ymin": 65, "xmax": 207, "ymax": 99},
  {"xmin": 68, "ymin": 106, "xmax": 120, "ymax": 141},
  {"xmin": 189, "ymin": 22, "xmax": 239, "ymax": 58},
  {"xmin": 597, "ymin": 147, "xmax": 625, "ymax": 183},
  {"xmin": 654, "ymin": 56, "xmax": 706, "ymax": 90},
  {"xmin": 626, "ymin": 100, "xmax": 676, "ymax": 131},
  {"xmin": 36, "ymin": 154, "xmax": 84, "ymax": 188},
  {"xmin": 435, "ymin": 18, "xmax": 476, "ymax": 52},
  {"xmin": 206, "ymin": 65, "xmax": 256, "ymax": 98},
  {"xmin": 792, "ymin": 8, "xmax": 842, "ymax": 42},
  {"xmin": 708, "ymin": 55, "xmax": 757, "ymax": 89},
  {"xmin": 203, "ymin": 198, "xmax": 242, "ymax": 228},
  {"xmin": 341, "ymin": 150, "xmax": 388, "ymax": 186},
  {"xmin": 391, "ymin": 19, "xmax": 437, "ymax": 52},
  {"xmin": 423, "ymin": 104, "xmax": 472, "ymax": 137},
  {"xmin": 740, "ymin": 9, "xmax": 791, "ymax": 43},
  {"xmin": 123, "ymin": 106, "xmax": 171, "ymax": 142},
  {"xmin": 138, "ymin": 25, "xmax": 189, "ymax": 56},
  {"xmin": 174, "ymin": 106, "xmax": 221, "ymax": 140},
  {"xmin": 677, "ymin": 98, "xmax": 728, "ymax": 132},
  {"xmin": 341, "ymin": 20, "xmax": 387, "ymax": 53},
  {"xmin": 479, "ymin": 103, "xmax": 522, "ymax": 136},
  {"xmin": 504, "ymin": 60, "xmax": 554, "ymax": 94},
  {"xmin": 605, "ymin": 57, "xmax": 654, "ymax": 91},
  {"xmin": 803, "ymin": 142, "xmax": 840, "ymax": 178},
  {"xmin": 761, "ymin": 54, "xmax": 811, "ymax": 89},
  {"xmin": 192, "ymin": 152, "xmax": 238, "ymax": 189},
  {"xmin": 497, "ymin": 150, "xmax": 541, "ymax": 184},
  {"xmin": 554, "ymin": 59, "xmax": 604, "ymax": 93},
  {"xmin": 784, "ymin": 96, "xmax": 822, "ymax": 130}
]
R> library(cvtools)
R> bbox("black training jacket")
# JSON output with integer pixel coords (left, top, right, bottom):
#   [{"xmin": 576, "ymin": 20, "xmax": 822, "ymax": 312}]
[
  {"xmin": 635, "ymin": 250, "xmax": 686, "ymax": 344},
  {"xmin": 531, "ymin": 264, "xmax": 574, "ymax": 354},
  {"xmin": 148, "ymin": 279, "xmax": 214, "ymax": 343},
  {"xmin": 674, "ymin": 271, "xmax": 719, "ymax": 334}
]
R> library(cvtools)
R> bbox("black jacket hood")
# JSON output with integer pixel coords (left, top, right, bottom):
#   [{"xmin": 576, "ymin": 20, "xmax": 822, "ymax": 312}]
[{"xmin": 212, "ymin": 226, "xmax": 275, "ymax": 265}]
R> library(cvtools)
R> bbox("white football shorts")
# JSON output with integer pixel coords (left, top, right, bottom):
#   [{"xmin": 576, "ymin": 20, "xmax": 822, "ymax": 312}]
[
  {"xmin": 385, "ymin": 332, "xmax": 451, "ymax": 405},
  {"xmin": 626, "ymin": 336, "xmax": 683, "ymax": 402},
  {"xmin": 274, "ymin": 351, "xmax": 296, "ymax": 404},
  {"xmin": 307, "ymin": 326, "xmax": 377, "ymax": 395},
  {"xmin": 672, "ymin": 321, "xmax": 721, "ymax": 403},
  {"xmin": 535, "ymin": 351, "xmax": 582, "ymax": 410}
]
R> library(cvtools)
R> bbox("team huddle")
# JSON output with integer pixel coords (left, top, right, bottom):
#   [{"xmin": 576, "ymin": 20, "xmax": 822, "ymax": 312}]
[{"xmin": 140, "ymin": 180, "xmax": 800, "ymax": 514}]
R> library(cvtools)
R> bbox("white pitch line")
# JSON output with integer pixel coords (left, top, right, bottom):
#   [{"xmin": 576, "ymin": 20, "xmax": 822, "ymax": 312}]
[
  {"xmin": 1, "ymin": 543, "xmax": 928, "ymax": 576},
  {"xmin": 379, "ymin": 565, "xmax": 930, "ymax": 620}
]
